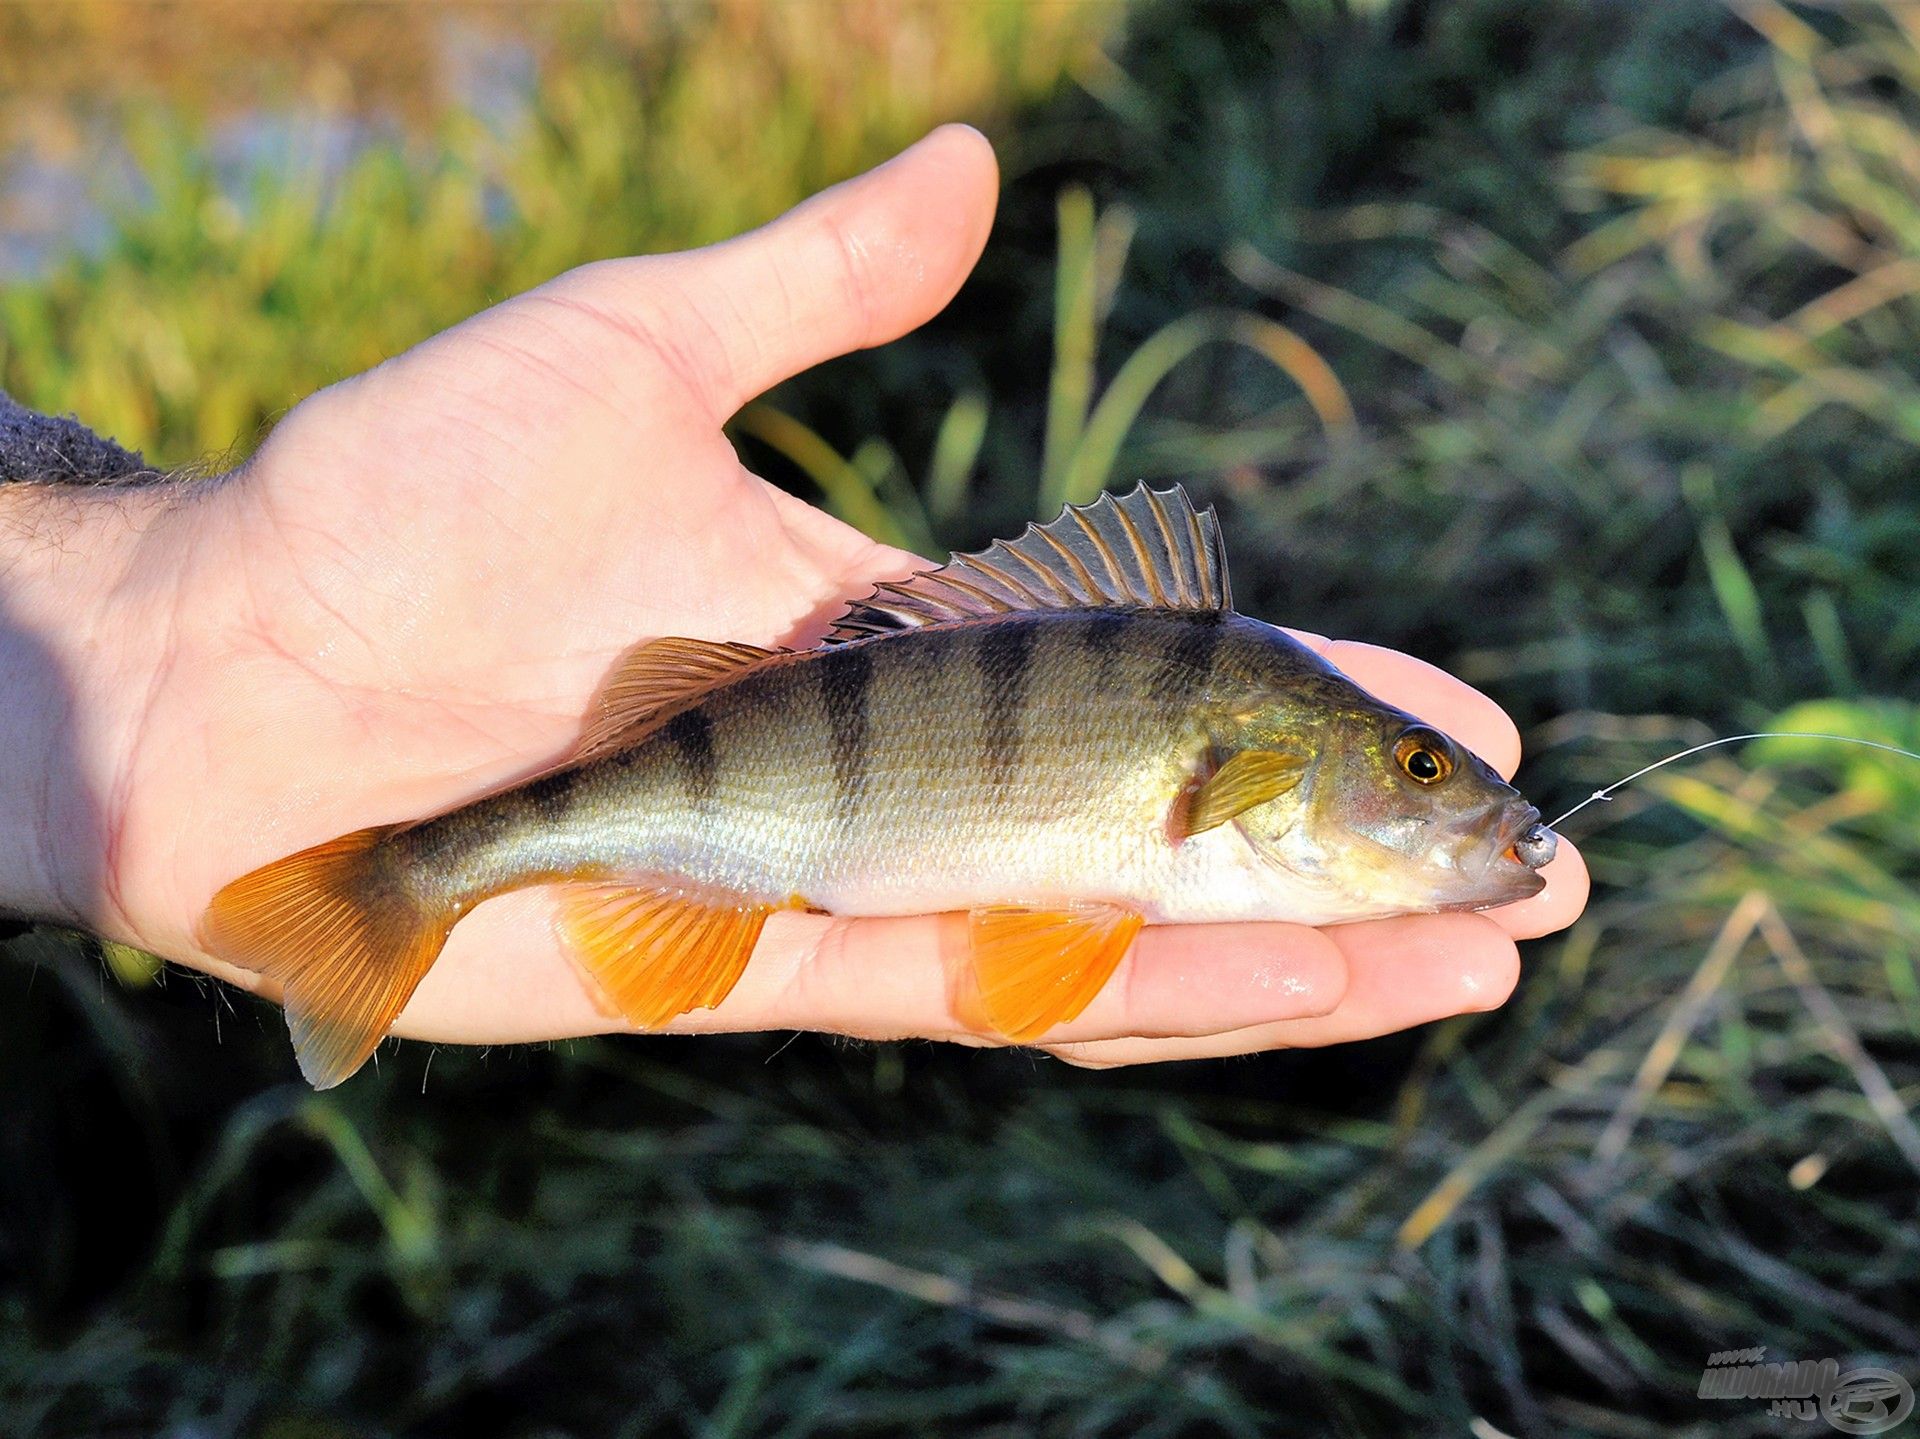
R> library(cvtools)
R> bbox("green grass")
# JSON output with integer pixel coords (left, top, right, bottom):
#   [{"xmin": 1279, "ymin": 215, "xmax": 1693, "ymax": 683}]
[
  {"xmin": 3, "ymin": 2, "xmax": 1919, "ymax": 1436},
  {"xmin": 0, "ymin": 2, "xmax": 1110, "ymax": 465}
]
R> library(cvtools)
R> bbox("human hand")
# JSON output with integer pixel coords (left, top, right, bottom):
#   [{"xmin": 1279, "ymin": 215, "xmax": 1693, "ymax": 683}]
[{"xmin": 2, "ymin": 125, "xmax": 1587, "ymax": 1070}]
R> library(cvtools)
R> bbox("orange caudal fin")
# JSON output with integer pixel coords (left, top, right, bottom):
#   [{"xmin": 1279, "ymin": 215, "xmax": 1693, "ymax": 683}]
[
  {"xmin": 556, "ymin": 882, "xmax": 775, "ymax": 1029},
  {"xmin": 201, "ymin": 825, "xmax": 456, "ymax": 1091},
  {"xmin": 967, "ymin": 902, "xmax": 1145, "ymax": 1042}
]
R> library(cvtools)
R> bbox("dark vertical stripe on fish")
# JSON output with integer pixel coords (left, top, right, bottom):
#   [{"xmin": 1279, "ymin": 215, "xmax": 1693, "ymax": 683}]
[
  {"xmin": 975, "ymin": 618, "xmax": 1036, "ymax": 782},
  {"xmin": 662, "ymin": 708, "xmax": 717, "ymax": 803},
  {"xmin": 823, "ymin": 643, "xmax": 872, "ymax": 820},
  {"xmin": 403, "ymin": 790, "xmax": 524, "ymax": 872},
  {"xmin": 516, "ymin": 769, "xmax": 578, "ymax": 823},
  {"xmin": 1148, "ymin": 611, "xmax": 1224, "ymax": 708},
  {"xmin": 1082, "ymin": 608, "xmax": 1132, "ymax": 692}
]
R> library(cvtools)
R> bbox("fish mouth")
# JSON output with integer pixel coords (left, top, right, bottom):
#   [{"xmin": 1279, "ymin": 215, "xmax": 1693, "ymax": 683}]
[
  {"xmin": 1497, "ymin": 805, "xmax": 1559, "ymax": 871},
  {"xmin": 1441, "ymin": 803, "xmax": 1553, "ymax": 912}
]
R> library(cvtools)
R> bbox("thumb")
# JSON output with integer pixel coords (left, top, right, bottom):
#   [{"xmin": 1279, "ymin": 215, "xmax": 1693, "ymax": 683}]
[{"xmin": 578, "ymin": 124, "xmax": 999, "ymax": 420}]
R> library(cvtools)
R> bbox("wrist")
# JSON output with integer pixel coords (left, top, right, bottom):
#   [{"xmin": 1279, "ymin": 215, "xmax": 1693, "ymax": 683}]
[{"xmin": 0, "ymin": 483, "xmax": 173, "ymax": 929}]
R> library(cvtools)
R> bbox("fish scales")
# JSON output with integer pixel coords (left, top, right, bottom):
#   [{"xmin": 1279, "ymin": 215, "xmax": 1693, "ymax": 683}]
[
  {"xmin": 388, "ymin": 609, "xmax": 1270, "ymax": 920},
  {"xmin": 202, "ymin": 484, "xmax": 1560, "ymax": 1088}
]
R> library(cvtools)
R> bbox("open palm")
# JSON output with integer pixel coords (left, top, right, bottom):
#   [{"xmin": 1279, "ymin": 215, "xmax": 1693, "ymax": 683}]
[{"xmin": 93, "ymin": 126, "xmax": 1586, "ymax": 1070}]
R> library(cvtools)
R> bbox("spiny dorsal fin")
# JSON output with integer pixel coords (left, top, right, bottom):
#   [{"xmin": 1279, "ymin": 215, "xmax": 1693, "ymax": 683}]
[
  {"xmin": 576, "ymin": 636, "xmax": 776, "ymax": 763},
  {"xmin": 826, "ymin": 483, "xmax": 1231, "ymax": 644}
]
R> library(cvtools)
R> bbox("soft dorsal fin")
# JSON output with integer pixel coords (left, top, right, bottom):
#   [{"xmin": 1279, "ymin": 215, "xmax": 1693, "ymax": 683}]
[
  {"xmin": 826, "ymin": 483, "xmax": 1232, "ymax": 644},
  {"xmin": 576, "ymin": 636, "xmax": 776, "ymax": 763}
]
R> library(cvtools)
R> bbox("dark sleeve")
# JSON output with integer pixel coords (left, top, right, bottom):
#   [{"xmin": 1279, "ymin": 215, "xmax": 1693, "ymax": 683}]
[
  {"xmin": 0, "ymin": 390, "xmax": 150, "ymax": 485},
  {"xmin": 0, "ymin": 392, "xmax": 150, "ymax": 942}
]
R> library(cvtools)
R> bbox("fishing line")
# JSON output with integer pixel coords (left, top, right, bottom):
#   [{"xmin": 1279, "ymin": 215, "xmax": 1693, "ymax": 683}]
[{"xmin": 1547, "ymin": 732, "xmax": 1920, "ymax": 831}]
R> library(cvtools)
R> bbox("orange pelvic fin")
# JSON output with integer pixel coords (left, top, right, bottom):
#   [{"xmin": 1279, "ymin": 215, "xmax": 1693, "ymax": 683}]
[
  {"xmin": 967, "ymin": 902, "xmax": 1144, "ymax": 1042},
  {"xmin": 201, "ymin": 825, "xmax": 455, "ymax": 1091},
  {"xmin": 576, "ymin": 636, "xmax": 777, "ymax": 763},
  {"xmin": 556, "ymin": 881, "xmax": 775, "ymax": 1028}
]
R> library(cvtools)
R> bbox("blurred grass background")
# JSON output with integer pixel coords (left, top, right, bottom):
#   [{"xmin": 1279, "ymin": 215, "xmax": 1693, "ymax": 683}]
[{"xmin": 2, "ymin": 1, "xmax": 1917, "ymax": 1435}]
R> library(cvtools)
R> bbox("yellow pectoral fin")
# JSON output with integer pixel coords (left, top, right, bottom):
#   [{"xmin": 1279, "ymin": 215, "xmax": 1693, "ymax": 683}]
[
  {"xmin": 1177, "ymin": 747, "xmax": 1308, "ymax": 838},
  {"xmin": 967, "ymin": 902, "xmax": 1144, "ymax": 1042},
  {"xmin": 557, "ymin": 882, "xmax": 774, "ymax": 1029}
]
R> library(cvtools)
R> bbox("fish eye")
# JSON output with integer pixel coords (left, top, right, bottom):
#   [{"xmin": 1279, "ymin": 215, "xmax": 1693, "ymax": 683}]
[{"xmin": 1394, "ymin": 729, "xmax": 1454, "ymax": 785}]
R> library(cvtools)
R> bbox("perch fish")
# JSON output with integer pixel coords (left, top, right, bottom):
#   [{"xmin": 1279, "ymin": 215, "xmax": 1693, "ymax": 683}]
[{"xmin": 203, "ymin": 485, "xmax": 1559, "ymax": 1088}]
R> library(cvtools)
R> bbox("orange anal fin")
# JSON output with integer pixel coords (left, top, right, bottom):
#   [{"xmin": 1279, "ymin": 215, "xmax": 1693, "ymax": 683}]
[
  {"xmin": 200, "ymin": 824, "xmax": 454, "ymax": 1091},
  {"xmin": 967, "ymin": 902, "xmax": 1144, "ymax": 1042},
  {"xmin": 556, "ymin": 882, "xmax": 774, "ymax": 1029}
]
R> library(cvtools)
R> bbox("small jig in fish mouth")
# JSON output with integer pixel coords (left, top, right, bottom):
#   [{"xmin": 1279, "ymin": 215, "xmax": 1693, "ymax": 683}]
[{"xmin": 1510, "ymin": 822, "xmax": 1558, "ymax": 870}]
